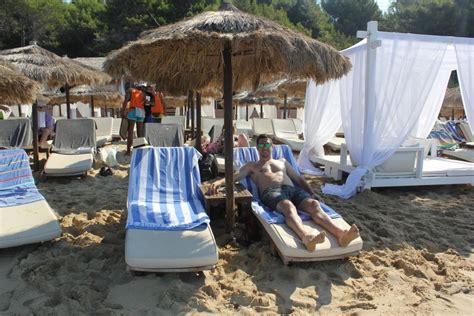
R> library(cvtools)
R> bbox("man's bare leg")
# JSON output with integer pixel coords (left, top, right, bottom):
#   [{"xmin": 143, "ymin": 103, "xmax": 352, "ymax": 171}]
[
  {"xmin": 136, "ymin": 122, "xmax": 144, "ymax": 138},
  {"xmin": 276, "ymin": 200, "xmax": 326, "ymax": 251},
  {"xmin": 299, "ymin": 199, "xmax": 359, "ymax": 247},
  {"xmin": 126, "ymin": 120, "xmax": 136, "ymax": 155},
  {"xmin": 39, "ymin": 128, "xmax": 51, "ymax": 146}
]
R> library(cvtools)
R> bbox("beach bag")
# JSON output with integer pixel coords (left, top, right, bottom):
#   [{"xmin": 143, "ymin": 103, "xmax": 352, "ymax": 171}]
[
  {"xmin": 99, "ymin": 146, "xmax": 118, "ymax": 167},
  {"xmin": 199, "ymin": 153, "xmax": 218, "ymax": 182}
]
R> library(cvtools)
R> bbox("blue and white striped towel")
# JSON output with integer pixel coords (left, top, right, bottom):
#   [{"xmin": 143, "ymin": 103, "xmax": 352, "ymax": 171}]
[
  {"xmin": 0, "ymin": 149, "xmax": 44, "ymax": 207},
  {"xmin": 234, "ymin": 145, "xmax": 340, "ymax": 224},
  {"xmin": 127, "ymin": 147, "xmax": 210, "ymax": 230}
]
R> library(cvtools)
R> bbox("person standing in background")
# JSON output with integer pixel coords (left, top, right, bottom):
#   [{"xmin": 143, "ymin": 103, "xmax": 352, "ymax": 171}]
[{"xmin": 121, "ymin": 83, "xmax": 146, "ymax": 155}]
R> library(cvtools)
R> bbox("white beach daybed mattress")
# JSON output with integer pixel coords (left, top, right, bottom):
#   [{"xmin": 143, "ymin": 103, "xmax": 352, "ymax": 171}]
[
  {"xmin": 125, "ymin": 224, "xmax": 218, "ymax": 272},
  {"xmin": 0, "ymin": 200, "xmax": 61, "ymax": 249}
]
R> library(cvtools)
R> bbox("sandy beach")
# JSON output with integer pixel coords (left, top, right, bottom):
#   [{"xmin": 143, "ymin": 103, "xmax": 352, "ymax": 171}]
[{"xmin": 1, "ymin": 143, "xmax": 473, "ymax": 315}]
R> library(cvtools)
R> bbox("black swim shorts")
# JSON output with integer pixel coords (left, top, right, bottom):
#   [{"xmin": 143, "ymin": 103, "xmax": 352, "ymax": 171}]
[{"xmin": 260, "ymin": 185, "xmax": 311, "ymax": 210}]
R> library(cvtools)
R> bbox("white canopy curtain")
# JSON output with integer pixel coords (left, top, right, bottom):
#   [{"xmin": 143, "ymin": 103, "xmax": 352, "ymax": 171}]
[
  {"xmin": 297, "ymin": 79, "xmax": 341, "ymax": 175},
  {"xmin": 455, "ymin": 40, "xmax": 474, "ymax": 134},
  {"xmin": 322, "ymin": 29, "xmax": 450, "ymax": 199},
  {"xmin": 297, "ymin": 41, "xmax": 365, "ymax": 175}
]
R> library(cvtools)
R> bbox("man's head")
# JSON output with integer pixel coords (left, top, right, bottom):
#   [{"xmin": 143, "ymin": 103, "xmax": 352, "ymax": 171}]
[{"xmin": 256, "ymin": 134, "xmax": 272, "ymax": 159}]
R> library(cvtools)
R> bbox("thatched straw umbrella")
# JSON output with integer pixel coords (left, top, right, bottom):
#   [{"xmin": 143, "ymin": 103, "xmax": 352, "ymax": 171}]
[
  {"xmin": 441, "ymin": 87, "xmax": 464, "ymax": 119},
  {"xmin": 104, "ymin": 2, "xmax": 351, "ymax": 230},
  {"xmin": 0, "ymin": 43, "xmax": 111, "ymax": 169},
  {"xmin": 0, "ymin": 59, "xmax": 40, "ymax": 105},
  {"xmin": 255, "ymin": 78, "xmax": 306, "ymax": 118}
]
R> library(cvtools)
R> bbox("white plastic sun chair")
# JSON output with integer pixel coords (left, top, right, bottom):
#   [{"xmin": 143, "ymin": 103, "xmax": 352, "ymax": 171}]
[
  {"xmin": 326, "ymin": 137, "xmax": 345, "ymax": 152},
  {"xmin": 442, "ymin": 149, "xmax": 474, "ymax": 163},
  {"xmin": 111, "ymin": 118, "xmax": 122, "ymax": 140},
  {"xmin": 252, "ymin": 118, "xmax": 274, "ymax": 137},
  {"xmin": 91, "ymin": 117, "xmax": 113, "ymax": 147},
  {"xmin": 272, "ymin": 119, "xmax": 304, "ymax": 151},
  {"xmin": 234, "ymin": 120, "xmax": 254, "ymax": 137},
  {"xmin": 234, "ymin": 145, "xmax": 363, "ymax": 265},
  {"xmin": 292, "ymin": 118, "xmax": 303, "ymax": 135},
  {"xmin": 201, "ymin": 117, "xmax": 224, "ymax": 137},
  {"xmin": 0, "ymin": 149, "xmax": 61, "ymax": 248},
  {"xmin": 161, "ymin": 115, "xmax": 186, "ymax": 128},
  {"xmin": 458, "ymin": 121, "xmax": 473, "ymax": 143},
  {"xmin": 143, "ymin": 123, "xmax": 184, "ymax": 147},
  {"xmin": 125, "ymin": 147, "xmax": 218, "ymax": 272},
  {"xmin": 43, "ymin": 119, "xmax": 96, "ymax": 177}
]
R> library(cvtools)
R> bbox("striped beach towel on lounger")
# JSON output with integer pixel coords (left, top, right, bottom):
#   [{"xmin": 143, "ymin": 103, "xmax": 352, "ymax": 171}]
[
  {"xmin": 233, "ymin": 145, "xmax": 340, "ymax": 224},
  {"xmin": 0, "ymin": 149, "xmax": 44, "ymax": 207},
  {"xmin": 127, "ymin": 147, "xmax": 210, "ymax": 231}
]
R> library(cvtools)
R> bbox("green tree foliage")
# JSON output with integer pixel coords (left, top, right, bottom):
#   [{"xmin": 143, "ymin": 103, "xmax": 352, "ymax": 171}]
[
  {"xmin": 381, "ymin": 0, "xmax": 473, "ymax": 37},
  {"xmin": 322, "ymin": 0, "xmax": 382, "ymax": 37}
]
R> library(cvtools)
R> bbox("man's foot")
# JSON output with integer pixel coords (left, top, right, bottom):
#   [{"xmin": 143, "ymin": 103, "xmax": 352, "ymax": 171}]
[
  {"xmin": 302, "ymin": 231, "xmax": 326, "ymax": 251},
  {"xmin": 338, "ymin": 224, "xmax": 360, "ymax": 247}
]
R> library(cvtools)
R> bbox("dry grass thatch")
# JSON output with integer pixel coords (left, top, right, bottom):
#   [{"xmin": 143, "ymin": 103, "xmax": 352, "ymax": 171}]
[
  {"xmin": 254, "ymin": 78, "xmax": 307, "ymax": 98},
  {"xmin": 0, "ymin": 59, "xmax": 40, "ymax": 105},
  {"xmin": 0, "ymin": 44, "xmax": 111, "ymax": 87},
  {"xmin": 442, "ymin": 87, "xmax": 463, "ymax": 110},
  {"xmin": 45, "ymin": 84, "xmax": 123, "ymax": 108},
  {"xmin": 104, "ymin": 3, "xmax": 351, "ymax": 96}
]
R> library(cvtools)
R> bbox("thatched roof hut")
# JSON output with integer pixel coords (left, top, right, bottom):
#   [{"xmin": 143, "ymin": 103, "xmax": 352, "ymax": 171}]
[
  {"xmin": 440, "ymin": 87, "xmax": 464, "ymax": 118},
  {"xmin": 104, "ymin": 3, "xmax": 351, "ymax": 230},
  {"xmin": 45, "ymin": 84, "xmax": 123, "ymax": 108},
  {"xmin": 104, "ymin": 4, "xmax": 350, "ymax": 95},
  {"xmin": 0, "ymin": 44, "xmax": 111, "ymax": 87},
  {"xmin": 0, "ymin": 59, "xmax": 40, "ymax": 105}
]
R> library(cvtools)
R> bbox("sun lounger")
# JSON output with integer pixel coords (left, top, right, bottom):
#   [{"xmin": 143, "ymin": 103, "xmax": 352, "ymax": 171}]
[
  {"xmin": 43, "ymin": 119, "xmax": 96, "ymax": 177},
  {"xmin": 442, "ymin": 149, "xmax": 474, "ymax": 163},
  {"xmin": 201, "ymin": 117, "xmax": 224, "ymax": 137},
  {"xmin": 292, "ymin": 118, "xmax": 303, "ymax": 135},
  {"xmin": 458, "ymin": 121, "xmax": 473, "ymax": 143},
  {"xmin": 0, "ymin": 149, "xmax": 61, "ymax": 248},
  {"xmin": 234, "ymin": 145, "xmax": 363, "ymax": 264},
  {"xmin": 161, "ymin": 115, "xmax": 186, "ymax": 128},
  {"xmin": 234, "ymin": 120, "xmax": 254, "ymax": 137},
  {"xmin": 143, "ymin": 123, "xmax": 184, "ymax": 147},
  {"xmin": 272, "ymin": 119, "xmax": 304, "ymax": 151},
  {"xmin": 125, "ymin": 147, "xmax": 218, "ymax": 272},
  {"xmin": 0, "ymin": 118, "xmax": 32, "ymax": 148},
  {"xmin": 252, "ymin": 118, "xmax": 274, "ymax": 137},
  {"xmin": 91, "ymin": 117, "xmax": 113, "ymax": 147},
  {"xmin": 326, "ymin": 137, "xmax": 345, "ymax": 152}
]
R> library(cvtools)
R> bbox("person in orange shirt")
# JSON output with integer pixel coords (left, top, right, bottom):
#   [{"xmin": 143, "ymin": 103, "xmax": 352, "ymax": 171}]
[
  {"xmin": 144, "ymin": 84, "xmax": 166, "ymax": 123},
  {"xmin": 121, "ymin": 83, "xmax": 146, "ymax": 155}
]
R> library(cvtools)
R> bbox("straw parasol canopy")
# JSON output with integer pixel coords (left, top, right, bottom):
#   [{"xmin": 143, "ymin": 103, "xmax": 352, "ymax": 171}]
[
  {"xmin": 254, "ymin": 78, "xmax": 307, "ymax": 98},
  {"xmin": 45, "ymin": 85, "xmax": 123, "ymax": 108},
  {"xmin": 104, "ymin": 3, "xmax": 351, "ymax": 95},
  {"xmin": 0, "ymin": 59, "xmax": 40, "ymax": 105},
  {"xmin": 0, "ymin": 44, "xmax": 111, "ymax": 87},
  {"xmin": 104, "ymin": 2, "xmax": 351, "ymax": 231},
  {"xmin": 441, "ymin": 87, "xmax": 464, "ymax": 118}
]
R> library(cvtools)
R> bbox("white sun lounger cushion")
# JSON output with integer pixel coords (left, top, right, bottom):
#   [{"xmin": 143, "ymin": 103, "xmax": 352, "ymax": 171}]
[
  {"xmin": 0, "ymin": 200, "xmax": 61, "ymax": 249},
  {"xmin": 44, "ymin": 153, "xmax": 93, "ymax": 176},
  {"xmin": 255, "ymin": 215, "xmax": 362, "ymax": 259},
  {"xmin": 443, "ymin": 149, "xmax": 474, "ymax": 163},
  {"xmin": 252, "ymin": 118, "xmax": 274, "ymax": 136},
  {"xmin": 125, "ymin": 225, "xmax": 218, "ymax": 270}
]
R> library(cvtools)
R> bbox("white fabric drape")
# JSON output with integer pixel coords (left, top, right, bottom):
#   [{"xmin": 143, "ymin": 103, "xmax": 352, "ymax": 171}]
[
  {"xmin": 323, "ymin": 33, "xmax": 449, "ymax": 198},
  {"xmin": 454, "ymin": 40, "xmax": 474, "ymax": 134},
  {"xmin": 297, "ymin": 79, "xmax": 342, "ymax": 175}
]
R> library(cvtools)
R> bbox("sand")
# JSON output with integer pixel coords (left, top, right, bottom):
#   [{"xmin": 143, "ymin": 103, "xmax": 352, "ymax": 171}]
[{"xmin": 1, "ymin": 143, "xmax": 473, "ymax": 315}]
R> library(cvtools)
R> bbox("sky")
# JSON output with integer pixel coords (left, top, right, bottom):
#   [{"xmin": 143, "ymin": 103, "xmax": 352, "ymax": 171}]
[{"xmin": 376, "ymin": 0, "xmax": 392, "ymax": 12}]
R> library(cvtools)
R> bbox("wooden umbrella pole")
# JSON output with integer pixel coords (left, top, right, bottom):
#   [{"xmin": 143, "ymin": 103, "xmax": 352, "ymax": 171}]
[
  {"xmin": 284, "ymin": 92, "xmax": 288, "ymax": 119},
  {"xmin": 65, "ymin": 83, "xmax": 71, "ymax": 119},
  {"xmin": 223, "ymin": 41, "xmax": 235, "ymax": 232},
  {"xmin": 190, "ymin": 90, "xmax": 195, "ymax": 139},
  {"xmin": 246, "ymin": 104, "xmax": 249, "ymax": 121},
  {"xmin": 90, "ymin": 96, "xmax": 95, "ymax": 117},
  {"xmin": 260, "ymin": 102, "xmax": 263, "ymax": 118},
  {"xmin": 195, "ymin": 92, "xmax": 202, "ymax": 153},
  {"xmin": 32, "ymin": 100, "xmax": 39, "ymax": 171},
  {"xmin": 17, "ymin": 104, "xmax": 22, "ymax": 118}
]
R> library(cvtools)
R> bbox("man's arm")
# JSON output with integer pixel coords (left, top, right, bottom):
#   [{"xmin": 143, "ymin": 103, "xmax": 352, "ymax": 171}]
[
  {"xmin": 285, "ymin": 160, "xmax": 322, "ymax": 201},
  {"xmin": 207, "ymin": 163, "xmax": 252, "ymax": 195}
]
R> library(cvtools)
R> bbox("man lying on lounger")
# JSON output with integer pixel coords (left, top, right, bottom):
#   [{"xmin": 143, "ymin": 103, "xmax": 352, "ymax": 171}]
[{"xmin": 208, "ymin": 134, "xmax": 360, "ymax": 251}]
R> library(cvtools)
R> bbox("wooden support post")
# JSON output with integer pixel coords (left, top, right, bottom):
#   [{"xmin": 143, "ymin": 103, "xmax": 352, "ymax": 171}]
[
  {"xmin": 195, "ymin": 92, "xmax": 202, "ymax": 153},
  {"xmin": 223, "ymin": 41, "xmax": 235, "ymax": 232},
  {"xmin": 246, "ymin": 104, "xmax": 249, "ymax": 121},
  {"xmin": 90, "ymin": 96, "xmax": 95, "ymax": 117},
  {"xmin": 189, "ymin": 90, "xmax": 195, "ymax": 139},
  {"xmin": 32, "ymin": 101, "xmax": 39, "ymax": 171},
  {"xmin": 260, "ymin": 102, "xmax": 263, "ymax": 118},
  {"xmin": 283, "ymin": 93, "xmax": 288, "ymax": 119},
  {"xmin": 65, "ymin": 83, "xmax": 71, "ymax": 119}
]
